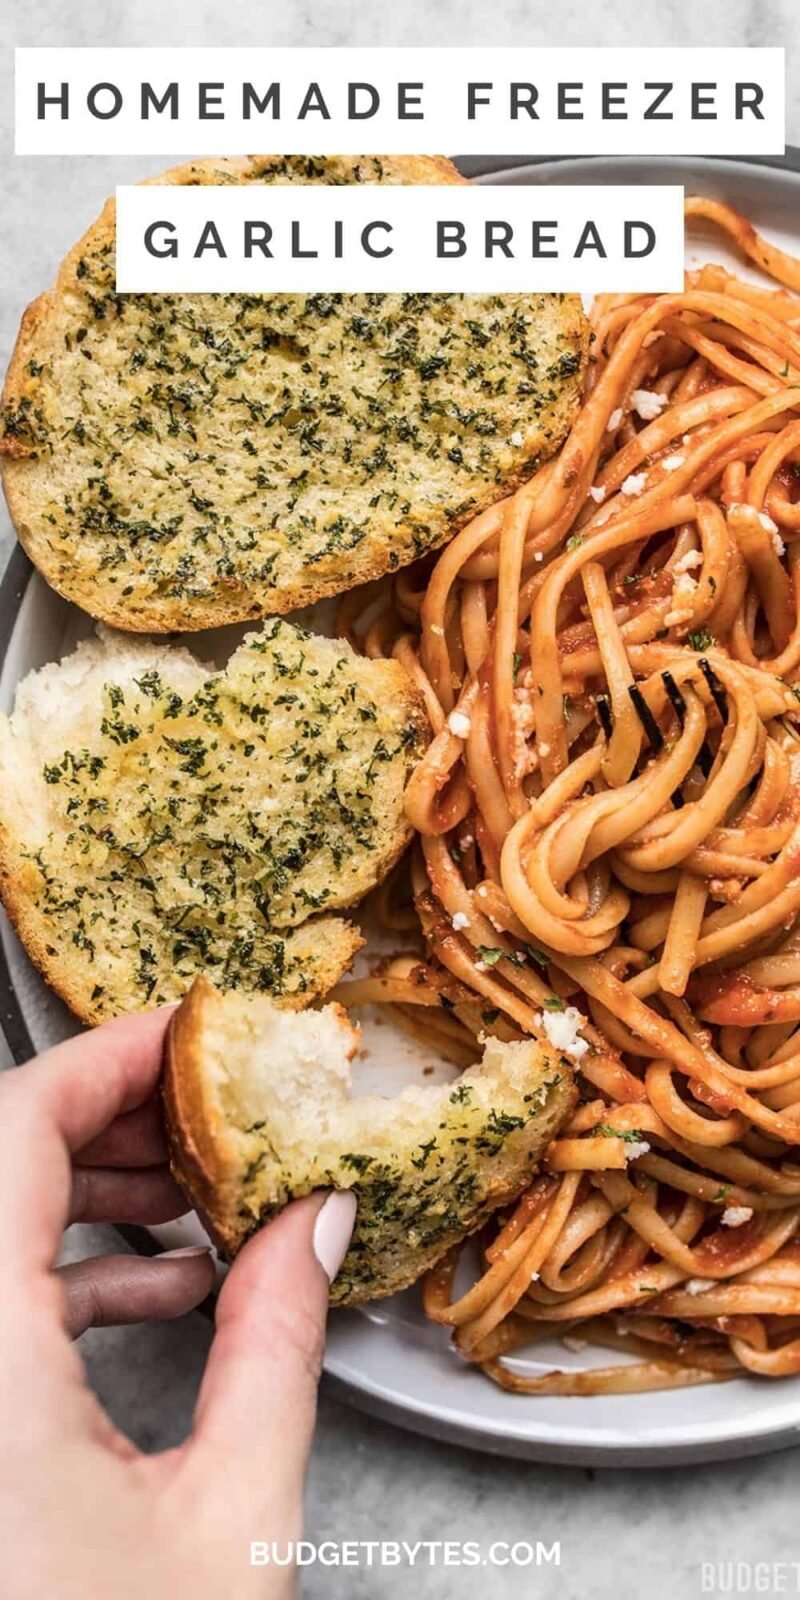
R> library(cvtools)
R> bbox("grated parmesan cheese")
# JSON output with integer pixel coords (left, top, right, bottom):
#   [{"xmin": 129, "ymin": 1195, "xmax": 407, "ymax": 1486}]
[
  {"xmin": 665, "ymin": 570, "xmax": 698, "ymax": 627},
  {"xmin": 509, "ymin": 429, "xmax": 524, "ymax": 448},
  {"xmin": 772, "ymin": 530, "xmax": 786, "ymax": 558},
  {"xmin": 673, "ymin": 549, "xmax": 702, "ymax": 575},
  {"xmin": 625, "ymin": 1139, "xmax": 651, "ymax": 1161},
  {"xmin": 757, "ymin": 510, "xmax": 779, "ymax": 534},
  {"xmin": 534, "ymin": 1005, "xmax": 589, "ymax": 1062},
  {"xmin": 588, "ymin": 485, "xmax": 606, "ymax": 504},
  {"xmin": 621, "ymin": 472, "xmax": 647, "ymax": 497},
  {"xmin": 663, "ymin": 454, "xmax": 685, "ymax": 472},
  {"xmin": 607, "ymin": 407, "xmax": 623, "ymax": 432},
  {"xmin": 631, "ymin": 388, "xmax": 668, "ymax": 421},
  {"xmin": 721, "ymin": 1205, "xmax": 753, "ymax": 1228},
  {"xmin": 685, "ymin": 1278, "xmax": 715, "ymax": 1295},
  {"xmin": 447, "ymin": 710, "xmax": 472, "ymax": 740},
  {"xmin": 451, "ymin": 912, "xmax": 469, "ymax": 932}
]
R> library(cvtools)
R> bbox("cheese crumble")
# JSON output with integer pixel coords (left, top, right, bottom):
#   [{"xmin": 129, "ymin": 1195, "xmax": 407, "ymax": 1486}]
[
  {"xmin": 447, "ymin": 710, "xmax": 472, "ymax": 740},
  {"xmin": 621, "ymin": 472, "xmax": 647, "ymax": 497},
  {"xmin": 673, "ymin": 549, "xmax": 702, "ymax": 575},
  {"xmin": 665, "ymin": 570, "xmax": 698, "ymax": 627},
  {"xmin": 631, "ymin": 389, "xmax": 668, "ymax": 421},
  {"xmin": 625, "ymin": 1139, "xmax": 651, "ymax": 1161},
  {"xmin": 534, "ymin": 1005, "xmax": 589, "ymax": 1062}
]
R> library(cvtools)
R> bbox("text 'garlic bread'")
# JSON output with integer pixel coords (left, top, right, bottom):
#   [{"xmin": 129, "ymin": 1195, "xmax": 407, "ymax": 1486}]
[
  {"xmin": 165, "ymin": 977, "xmax": 576, "ymax": 1304},
  {"xmin": 0, "ymin": 620, "xmax": 426, "ymax": 1024},
  {"xmin": 0, "ymin": 154, "xmax": 588, "ymax": 632}
]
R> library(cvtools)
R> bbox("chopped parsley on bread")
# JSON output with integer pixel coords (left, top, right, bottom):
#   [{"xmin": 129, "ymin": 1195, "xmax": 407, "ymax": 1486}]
[
  {"xmin": 0, "ymin": 154, "xmax": 588, "ymax": 632},
  {"xmin": 0, "ymin": 620, "xmax": 426, "ymax": 1024},
  {"xmin": 165, "ymin": 976, "xmax": 576, "ymax": 1303}
]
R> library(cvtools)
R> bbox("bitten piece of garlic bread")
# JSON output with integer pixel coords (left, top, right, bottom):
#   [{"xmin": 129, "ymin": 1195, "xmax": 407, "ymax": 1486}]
[{"xmin": 164, "ymin": 976, "xmax": 576, "ymax": 1305}]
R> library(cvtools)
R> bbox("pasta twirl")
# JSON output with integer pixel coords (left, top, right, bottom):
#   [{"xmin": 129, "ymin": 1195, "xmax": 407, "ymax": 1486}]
[{"xmin": 334, "ymin": 197, "xmax": 800, "ymax": 1395}]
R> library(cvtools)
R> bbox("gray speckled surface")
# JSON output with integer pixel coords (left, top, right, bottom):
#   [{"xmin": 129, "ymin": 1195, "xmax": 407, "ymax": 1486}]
[{"xmin": 2, "ymin": 3, "xmax": 800, "ymax": 1595}]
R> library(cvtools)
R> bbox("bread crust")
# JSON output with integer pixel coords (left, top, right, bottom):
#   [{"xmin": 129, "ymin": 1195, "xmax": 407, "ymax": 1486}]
[
  {"xmin": 0, "ymin": 154, "xmax": 588, "ymax": 632},
  {"xmin": 164, "ymin": 975, "xmax": 243, "ymax": 1256}
]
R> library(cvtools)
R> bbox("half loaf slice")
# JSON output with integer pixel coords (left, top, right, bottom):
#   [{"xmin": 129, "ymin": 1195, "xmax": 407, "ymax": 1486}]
[
  {"xmin": 0, "ymin": 619, "xmax": 426, "ymax": 1024},
  {"xmin": 165, "ymin": 976, "xmax": 576, "ymax": 1304},
  {"xmin": 0, "ymin": 153, "xmax": 588, "ymax": 631}
]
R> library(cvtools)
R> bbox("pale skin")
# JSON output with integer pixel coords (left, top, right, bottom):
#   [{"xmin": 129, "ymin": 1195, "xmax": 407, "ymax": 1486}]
[{"xmin": 0, "ymin": 1007, "xmax": 351, "ymax": 1599}]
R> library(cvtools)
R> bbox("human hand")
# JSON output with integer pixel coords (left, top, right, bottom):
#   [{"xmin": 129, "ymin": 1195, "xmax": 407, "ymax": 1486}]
[{"xmin": 0, "ymin": 1008, "xmax": 356, "ymax": 1599}]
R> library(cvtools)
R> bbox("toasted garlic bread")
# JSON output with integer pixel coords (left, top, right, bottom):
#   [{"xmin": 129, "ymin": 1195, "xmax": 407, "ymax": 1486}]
[
  {"xmin": 0, "ymin": 620, "xmax": 426, "ymax": 1024},
  {"xmin": 165, "ymin": 977, "xmax": 576, "ymax": 1304},
  {"xmin": 0, "ymin": 154, "xmax": 588, "ymax": 632}
]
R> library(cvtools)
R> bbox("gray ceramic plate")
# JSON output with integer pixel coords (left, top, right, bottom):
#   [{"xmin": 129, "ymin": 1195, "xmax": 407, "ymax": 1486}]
[{"xmin": 3, "ymin": 152, "xmax": 800, "ymax": 1464}]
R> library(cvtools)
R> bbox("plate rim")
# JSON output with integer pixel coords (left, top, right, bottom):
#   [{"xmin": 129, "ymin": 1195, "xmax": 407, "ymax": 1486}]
[{"xmin": 4, "ymin": 148, "xmax": 800, "ymax": 1464}]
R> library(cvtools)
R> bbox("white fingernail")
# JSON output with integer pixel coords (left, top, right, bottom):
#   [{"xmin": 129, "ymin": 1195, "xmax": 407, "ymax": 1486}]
[
  {"xmin": 313, "ymin": 1191, "xmax": 357, "ymax": 1283},
  {"xmin": 159, "ymin": 1245, "xmax": 214, "ymax": 1260}
]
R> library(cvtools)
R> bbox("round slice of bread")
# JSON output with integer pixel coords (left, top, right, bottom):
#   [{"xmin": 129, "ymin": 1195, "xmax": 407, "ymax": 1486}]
[
  {"xmin": 0, "ymin": 154, "xmax": 588, "ymax": 632},
  {"xmin": 0, "ymin": 618, "xmax": 426, "ymax": 1024},
  {"xmin": 164, "ymin": 976, "xmax": 576, "ymax": 1304}
]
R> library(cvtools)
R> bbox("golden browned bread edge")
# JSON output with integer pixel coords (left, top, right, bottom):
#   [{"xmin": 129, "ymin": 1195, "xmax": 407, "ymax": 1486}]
[{"xmin": 163, "ymin": 975, "xmax": 245, "ymax": 1256}]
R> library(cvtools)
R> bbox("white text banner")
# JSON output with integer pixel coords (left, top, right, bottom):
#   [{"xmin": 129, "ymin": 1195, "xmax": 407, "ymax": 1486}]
[
  {"xmin": 17, "ymin": 47, "xmax": 784, "ymax": 157},
  {"xmin": 115, "ymin": 183, "xmax": 686, "ymax": 294}
]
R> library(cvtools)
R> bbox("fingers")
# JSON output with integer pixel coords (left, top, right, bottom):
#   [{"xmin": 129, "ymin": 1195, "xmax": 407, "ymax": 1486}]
[
  {"xmin": 68, "ymin": 1164, "xmax": 189, "ymax": 1226},
  {"xmin": 20, "ymin": 1006, "xmax": 176, "ymax": 1151},
  {"xmin": 59, "ymin": 1248, "xmax": 216, "ymax": 1339},
  {"xmin": 0, "ymin": 1007, "xmax": 174, "ymax": 1273},
  {"xmin": 187, "ymin": 1191, "xmax": 356, "ymax": 1522},
  {"xmin": 74, "ymin": 1096, "xmax": 169, "ymax": 1169}
]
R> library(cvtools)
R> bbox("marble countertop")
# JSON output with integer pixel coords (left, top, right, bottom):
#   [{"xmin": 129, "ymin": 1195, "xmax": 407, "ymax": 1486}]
[{"xmin": 2, "ymin": 2, "xmax": 800, "ymax": 1594}]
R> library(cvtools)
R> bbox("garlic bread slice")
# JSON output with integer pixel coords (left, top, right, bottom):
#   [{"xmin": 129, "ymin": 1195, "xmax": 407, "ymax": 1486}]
[
  {"xmin": 0, "ymin": 620, "xmax": 425, "ymax": 1023},
  {"xmin": 165, "ymin": 976, "xmax": 576, "ymax": 1305},
  {"xmin": 0, "ymin": 154, "xmax": 587, "ymax": 632}
]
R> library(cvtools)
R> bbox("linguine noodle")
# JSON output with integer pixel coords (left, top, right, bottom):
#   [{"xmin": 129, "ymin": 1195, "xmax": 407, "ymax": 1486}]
[{"xmin": 333, "ymin": 197, "xmax": 800, "ymax": 1395}]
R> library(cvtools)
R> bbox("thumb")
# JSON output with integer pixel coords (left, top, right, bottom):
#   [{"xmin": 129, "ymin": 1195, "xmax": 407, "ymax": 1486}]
[{"xmin": 186, "ymin": 1190, "xmax": 356, "ymax": 1521}]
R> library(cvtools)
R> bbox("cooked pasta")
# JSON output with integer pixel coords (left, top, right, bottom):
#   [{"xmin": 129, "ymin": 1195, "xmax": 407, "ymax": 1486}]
[{"xmin": 333, "ymin": 196, "xmax": 800, "ymax": 1395}]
